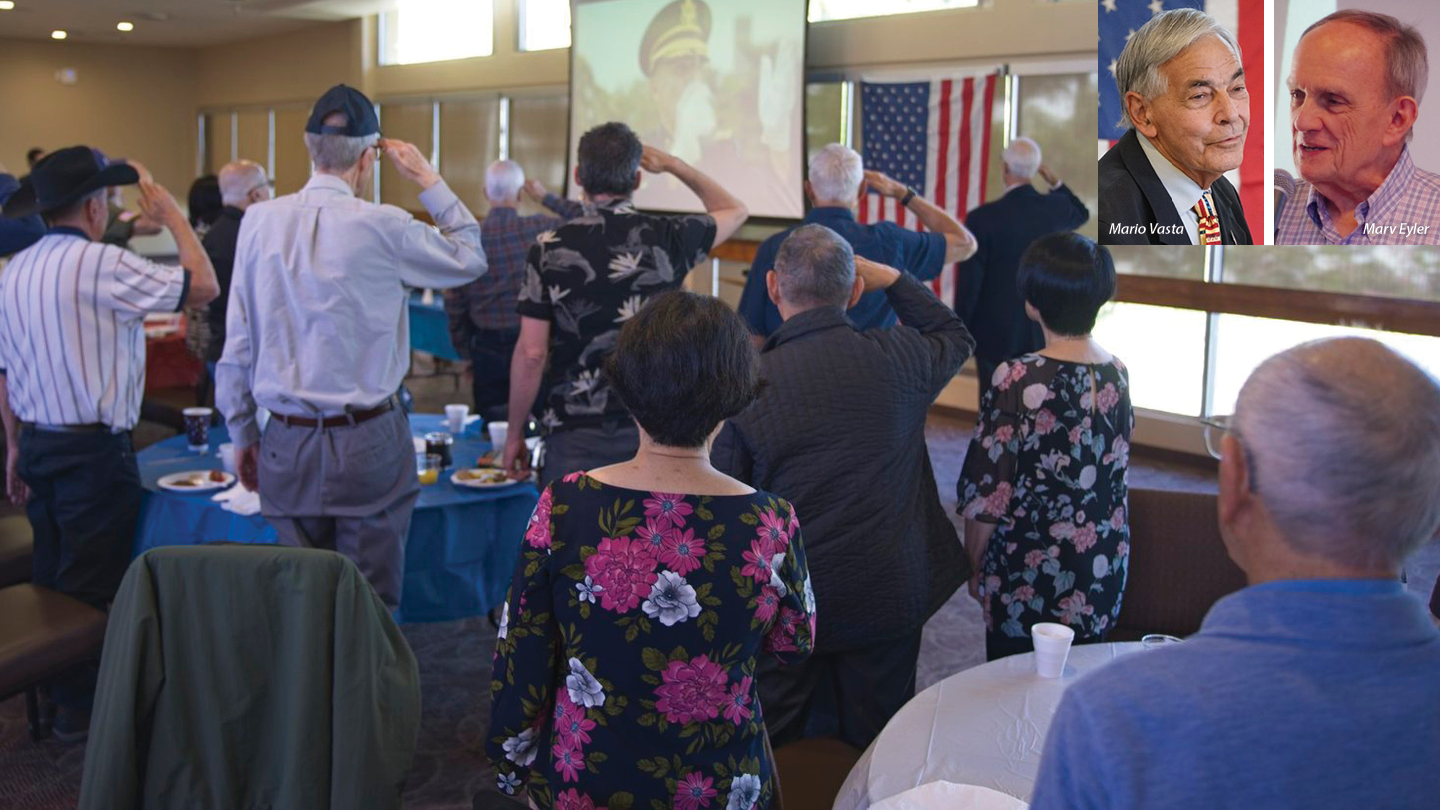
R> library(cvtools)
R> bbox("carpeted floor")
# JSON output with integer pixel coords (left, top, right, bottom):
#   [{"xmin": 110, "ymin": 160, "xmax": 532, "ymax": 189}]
[{"xmin": 3, "ymin": 378, "xmax": 1436, "ymax": 809}]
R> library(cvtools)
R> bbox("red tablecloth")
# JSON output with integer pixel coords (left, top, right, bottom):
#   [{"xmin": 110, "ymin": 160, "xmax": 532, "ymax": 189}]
[{"xmin": 145, "ymin": 318, "xmax": 203, "ymax": 393}]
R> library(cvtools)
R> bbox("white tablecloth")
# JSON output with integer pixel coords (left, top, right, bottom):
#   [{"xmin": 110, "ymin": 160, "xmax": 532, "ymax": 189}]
[{"xmin": 834, "ymin": 642, "xmax": 1142, "ymax": 810}]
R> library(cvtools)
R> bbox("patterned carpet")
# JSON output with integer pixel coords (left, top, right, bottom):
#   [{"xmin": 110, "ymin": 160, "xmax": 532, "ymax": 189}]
[{"xmin": 3, "ymin": 409, "xmax": 1436, "ymax": 808}]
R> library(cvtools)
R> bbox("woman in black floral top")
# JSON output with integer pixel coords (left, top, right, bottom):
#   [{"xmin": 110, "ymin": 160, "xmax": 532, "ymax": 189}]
[
  {"xmin": 958, "ymin": 233, "xmax": 1132, "ymax": 661},
  {"xmin": 488, "ymin": 292, "xmax": 814, "ymax": 810}
]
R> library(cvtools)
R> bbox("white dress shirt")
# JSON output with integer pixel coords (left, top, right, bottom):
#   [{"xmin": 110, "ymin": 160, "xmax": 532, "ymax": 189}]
[
  {"xmin": 0, "ymin": 230, "xmax": 187, "ymax": 429},
  {"xmin": 1137, "ymin": 133, "xmax": 1203, "ymax": 245},
  {"xmin": 216, "ymin": 174, "xmax": 486, "ymax": 448}
]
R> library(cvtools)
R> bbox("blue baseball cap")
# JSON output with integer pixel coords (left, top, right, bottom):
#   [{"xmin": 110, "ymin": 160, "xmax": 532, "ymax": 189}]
[{"xmin": 305, "ymin": 84, "xmax": 381, "ymax": 137}]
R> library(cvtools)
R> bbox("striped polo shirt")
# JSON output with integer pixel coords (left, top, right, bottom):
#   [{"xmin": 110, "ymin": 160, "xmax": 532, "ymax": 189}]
[{"xmin": 0, "ymin": 227, "xmax": 189, "ymax": 429}]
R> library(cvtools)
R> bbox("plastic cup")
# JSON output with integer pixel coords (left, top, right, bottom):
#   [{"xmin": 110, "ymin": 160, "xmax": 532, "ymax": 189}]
[
  {"xmin": 1031, "ymin": 622, "xmax": 1076, "ymax": 678},
  {"xmin": 219, "ymin": 443, "xmax": 237, "ymax": 474},
  {"xmin": 487, "ymin": 421, "xmax": 509, "ymax": 449},
  {"xmin": 416, "ymin": 453, "xmax": 441, "ymax": 486},
  {"xmin": 445, "ymin": 404, "xmax": 469, "ymax": 434},
  {"xmin": 183, "ymin": 407, "xmax": 213, "ymax": 451}
]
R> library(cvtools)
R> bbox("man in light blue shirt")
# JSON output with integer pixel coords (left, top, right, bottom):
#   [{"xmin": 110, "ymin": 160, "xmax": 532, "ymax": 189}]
[
  {"xmin": 217, "ymin": 85, "xmax": 486, "ymax": 608},
  {"xmin": 1032, "ymin": 336, "xmax": 1440, "ymax": 809}
]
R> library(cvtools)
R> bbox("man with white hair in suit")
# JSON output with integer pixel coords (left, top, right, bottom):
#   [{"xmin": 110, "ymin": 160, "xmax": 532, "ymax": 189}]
[
  {"xmin": 1032, "ymin": 337, "xmax": 1440, "ymax": 808},
  {"xmin": 954, "ymin": 137, "xmax": 1089, "ymax": 404},
  {"xmin": 445, "ymin": 160, "xmax": 582, "ymax": 422},
  {"xmin": 736, "ymin": 143, "xmax": 977, "ymax": 341},
  {"xmin": 1099, "ymin": 7, "xmax": 1253, "ymax": 246}
]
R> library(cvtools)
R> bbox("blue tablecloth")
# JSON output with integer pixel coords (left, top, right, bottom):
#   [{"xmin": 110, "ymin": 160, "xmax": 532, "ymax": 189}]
[
  {"xmin": 134, "ymin": 413, "xmax": 536, "ymax": 623},
  {"xmin": 409, "ymin": 292, "xmax": 461, "ymax": 360}
]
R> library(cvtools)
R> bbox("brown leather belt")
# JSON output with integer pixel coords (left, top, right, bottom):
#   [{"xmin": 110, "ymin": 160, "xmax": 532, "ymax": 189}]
[{"xmin": 271, "ymin": 399, "xmax": 395, "ymax": 429}]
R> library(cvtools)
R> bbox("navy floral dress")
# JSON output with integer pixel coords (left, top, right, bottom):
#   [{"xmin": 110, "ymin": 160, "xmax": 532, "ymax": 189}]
[
  {"xmin": 488, "ymin": 472, "xmax": 815, "ymax": 810},
  {"xmin": 958, "ymin": 355, "xmax": 1133, "ymax": 660}
]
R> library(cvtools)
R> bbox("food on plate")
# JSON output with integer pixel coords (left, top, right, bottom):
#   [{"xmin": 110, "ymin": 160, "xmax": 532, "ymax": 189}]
[
  {"xmin": 455, "ymin": 467, "xmax": 509, "ymax": 485},
  {"xmin": 208, "ymin": 469, "xmax": 227, "ymax": 482},
  {"xmin": 172, "ymin": 478, "xmax": 196, "ymax": 487}
]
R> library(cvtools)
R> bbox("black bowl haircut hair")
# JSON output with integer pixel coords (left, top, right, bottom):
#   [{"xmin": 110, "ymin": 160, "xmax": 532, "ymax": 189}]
[
  {"xmin": 1016, "ymin": 232, "xmax": 1116, "ymax": 337},
  {"xmin": 577, "ymin": 122, "xmax": 644, "ymax": 198},
  {"xmin": 604, "ymin": 290, "xmax": 762, "ymax": 448}
]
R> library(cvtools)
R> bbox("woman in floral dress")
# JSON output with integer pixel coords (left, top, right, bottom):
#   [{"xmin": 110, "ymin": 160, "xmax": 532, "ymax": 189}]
[
  {"xmin": 958, "ymin": 233, "xmax": 1133, "ymax": 661},
  {"xmin": 487, "ymin": 292, "xmax": 814, "ymax": 810}
]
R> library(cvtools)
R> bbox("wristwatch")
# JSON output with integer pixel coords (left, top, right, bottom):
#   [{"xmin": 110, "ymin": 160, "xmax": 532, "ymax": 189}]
[{"xmin": 899, "ymin": 187, "xmax": 917, "ymax": 206}]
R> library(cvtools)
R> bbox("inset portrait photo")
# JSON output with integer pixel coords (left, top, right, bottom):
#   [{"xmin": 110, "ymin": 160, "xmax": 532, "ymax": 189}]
[
  {"xmin": 1275, "ymin": 3, "xmax": 1439, "ymax": 244},
  {"xmin": 1099, "ymin": 2, "xmax": 1264, "ymax": 246}
]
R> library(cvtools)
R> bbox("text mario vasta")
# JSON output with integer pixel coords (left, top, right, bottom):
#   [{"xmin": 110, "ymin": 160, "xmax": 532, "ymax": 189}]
[{"xmin": 1108, "ymin": 223, "xmax": 1185, "ymax": 236}]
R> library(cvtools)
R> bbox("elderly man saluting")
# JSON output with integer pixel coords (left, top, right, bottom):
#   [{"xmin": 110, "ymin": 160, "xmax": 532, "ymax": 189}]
[
  {"xmin": 1277, "ymin": 10, "xmax": 1440, "ymax": 245},
  {"xmin": 0, "ymin": 147, "xmax": 219, "ymax": 738},
  {"xmin": 1100, "ymin": 8, "xmax": 1253, "ymax": 246},
  {"xmin": 1032, "ymin": 337, "xmax": 1440, "ymax": 808},
  {"xmin": 217, "ymin": 84, "xmax": 487, "ymax": 609}
]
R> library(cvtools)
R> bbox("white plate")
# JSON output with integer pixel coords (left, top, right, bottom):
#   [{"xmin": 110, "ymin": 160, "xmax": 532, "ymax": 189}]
[
  {"xmin": 451, "ymin": 468, "xmax": 522, "ymax": 489},
  {"xmin": 158, "ymin": 470, "xmax": 235, "ymax": 492}
]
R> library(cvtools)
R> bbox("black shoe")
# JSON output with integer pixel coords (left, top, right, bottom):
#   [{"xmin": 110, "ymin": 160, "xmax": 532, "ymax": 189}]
[{"xmin": 51, "ymin": 706, "xmax": 91, "ymax": 744}]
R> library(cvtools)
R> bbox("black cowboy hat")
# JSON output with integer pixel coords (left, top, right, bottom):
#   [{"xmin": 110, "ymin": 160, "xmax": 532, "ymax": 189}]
[{"xmin": 2, "ymin": 145, "xmax": 138, "ymax": 219}]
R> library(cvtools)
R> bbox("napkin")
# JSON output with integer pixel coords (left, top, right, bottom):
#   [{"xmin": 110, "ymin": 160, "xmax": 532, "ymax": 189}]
[
  {"xmin": 870, "ymin": 783, "xmax": 1028, "ymax": 810},
  {"xmin": 213, "ymin": 482, "xmax": 261, "ymax": 516}
]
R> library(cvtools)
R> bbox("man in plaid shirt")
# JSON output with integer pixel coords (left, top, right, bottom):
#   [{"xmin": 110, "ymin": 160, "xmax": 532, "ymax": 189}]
[{"xmin": 445, "ymin": 161, "xmax": 582, "ymax": 421}]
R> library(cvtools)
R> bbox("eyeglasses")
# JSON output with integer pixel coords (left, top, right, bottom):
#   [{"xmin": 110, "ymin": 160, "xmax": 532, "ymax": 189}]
[
  {"xmin": 1201, "ymin": 414, "xmax": 1260, "ymax": 493},
  {"xmin": 1200, "ymin": 415, "xmax": 1231, "ymax": 461}
]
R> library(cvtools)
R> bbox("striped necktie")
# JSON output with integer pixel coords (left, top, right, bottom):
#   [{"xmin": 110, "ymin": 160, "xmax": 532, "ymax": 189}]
[{"xmin": 1191, "ymin": 189, "xmax": 1223, "ymax": 245}]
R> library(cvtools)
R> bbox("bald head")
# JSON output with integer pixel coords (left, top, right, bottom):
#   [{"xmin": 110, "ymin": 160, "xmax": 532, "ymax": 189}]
[
  {"xmin": 1002, "ymin": 137, "xmax": 1042, "ymax": 181},
  {"xmin": 1234, "ymin": 337, "xmax": 1440, "ymax": 572},
  {"xmin": 218, "ymin": 160, "xmax": 270, "ymax": 209}
]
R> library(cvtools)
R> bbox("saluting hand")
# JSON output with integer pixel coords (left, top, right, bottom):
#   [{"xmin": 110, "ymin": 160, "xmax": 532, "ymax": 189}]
[
  {"xmin": 380, "ymin": 138, "xmax": 442, "ymax": 190},
  {"xmin": 854, "ymin": 256, "xmax": 901, "ymax": 293},
  {"xmin": 522, "ymin": 179, "xmax": 549, "ymax": 200},
  {"xmin": 862, "ymin": 170, "xmax": 906, "ymax": 200},
  {"xmin": 640, "ymin": 145, "xmax": 676, "ymax": 175},
  {"xmin": 137, "ymin": 178, "xmax": 183, "ymax": 228}
]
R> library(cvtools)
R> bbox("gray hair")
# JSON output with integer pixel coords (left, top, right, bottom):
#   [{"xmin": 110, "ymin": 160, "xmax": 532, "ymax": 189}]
[
  {"xmin": 1234, "ymin": 337, "xmax": 1440, "ymax": 572},
  {"xmin": 1002, "ymin": 137, "xmax": 1042, "ymax": 179},
  {"xmin": 807, "ymin": 144, "xmax": 864, "ymax": 204},
  {"xmin": 1303, "ymin": 10, "xmax": 1428, "ymax": 105},
  {"xmin": 1114, "ymin": 8, "xmax": 1242, "ymax": 130},
  {"xmin": 303, "ymin": 112, "xmax": 378, "ymax": 172},
  {"xmin": 773, "ymin": 224, "xmax": 855, "ymax": 309},
  {"xmin": 485, "ymin": 159, "xmax": 525, "ymax": 202},
  {"xmin": 218, "ymin": 160, "xmax": 267, "ymax": 207}
]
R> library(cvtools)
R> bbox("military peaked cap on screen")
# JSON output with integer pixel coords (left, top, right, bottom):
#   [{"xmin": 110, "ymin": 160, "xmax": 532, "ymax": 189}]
[
  {"xmin": 305, "ymin": 84, "xmax": 381, "ymax": 137},
  {"xmin": 639, "ymin": 0, "xmax": 711, "ymax": 76}
]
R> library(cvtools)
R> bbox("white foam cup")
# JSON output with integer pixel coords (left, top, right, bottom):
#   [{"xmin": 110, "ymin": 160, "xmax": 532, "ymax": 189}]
[
  {"xmin": 1031, "ymin": 622, "xmax": 1076, "ymax": 678},
  {"xmin": 445, "ymin": 404, "xmax": 469, "ymax": 434},
  {"xmin": 487, "ymin": 421, "xmax": 509, "ymax": 449}
]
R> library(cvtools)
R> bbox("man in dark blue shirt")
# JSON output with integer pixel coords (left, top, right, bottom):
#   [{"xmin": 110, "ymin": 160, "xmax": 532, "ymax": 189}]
[
  {"xmin": 0, "ymin": 160, "xmax": 45, "ymax": 256},
  {"xmin": 736, "ymin": 143, "xmax": 975, "ymax": 339}
]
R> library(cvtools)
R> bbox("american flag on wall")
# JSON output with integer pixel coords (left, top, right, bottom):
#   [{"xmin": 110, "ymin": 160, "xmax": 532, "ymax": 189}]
[
  {"xmin": 860, "ymin": 74, "xmax": 999, "ymax": 308},
  {"xmin": 1099, "ymin": 0, "xmax": 1263, "ymax": 241}
]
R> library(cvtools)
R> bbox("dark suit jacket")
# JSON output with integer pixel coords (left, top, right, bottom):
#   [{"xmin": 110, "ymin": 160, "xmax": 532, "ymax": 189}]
[
  {"xmin": 955, "ymin": 184, "xmax": 1089, "ymax": 364},
  {"xmin": 712, "ymin": 275, "xmax": 974, "ymax": 653},
  {"xmin": 1099, "ymin": 129, "xmax": 1252, "ymax": 245},
  {"xmin": 201, "ymin": 206, "xmax": 244, "ymax": 362}
]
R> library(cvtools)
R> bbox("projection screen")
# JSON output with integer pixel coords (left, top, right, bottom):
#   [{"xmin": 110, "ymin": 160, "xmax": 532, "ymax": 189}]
[{"xmin": 567, "ymin": 0, "xmax": 808, "ymax": 219}]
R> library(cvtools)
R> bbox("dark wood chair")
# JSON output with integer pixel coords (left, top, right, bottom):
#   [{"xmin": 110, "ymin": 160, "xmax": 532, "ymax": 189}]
[
  {"xmin": 1111, "ymin": 488, "xmax": 1248, "ymax": 641},
  {"xmin": 0, "ymin": 514, "xmax": 34, "ymax": 587},
  {"xmin": 0, "ymin": 584, "xmax": 107, "ymax": 740}
]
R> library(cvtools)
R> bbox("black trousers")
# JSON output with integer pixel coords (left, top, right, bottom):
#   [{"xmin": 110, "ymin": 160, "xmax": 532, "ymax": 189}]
[
  {"xmin": 17, "ymin": 426, "xmax": 142, "ymax": 709},
  {"xmin": 19, "ymin": 427, "xmax": 142, "ymax": 609},
  {"xmin": 468, "ymin": 329, "xmax": 521, "ymax": 424},
  {"xmin": 757, "ymin": 631, "xmax": 924, "ymax": 751},
  {"xmin": 539, "ymin": 421, "xmax": 640, "ymax": 486}
]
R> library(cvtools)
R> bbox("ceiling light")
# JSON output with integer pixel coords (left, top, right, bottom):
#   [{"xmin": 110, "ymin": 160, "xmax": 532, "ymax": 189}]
[
  {"xmin": 117, "ymin": 21, "xmax": 134, "ymax": 32},
  {"xmin": 51, "ymin": 30, "xmax": 67, "ymax": 40},
  {"xmin": 0, "ymin": 2, "xmax": 16, "ymax": 12}
]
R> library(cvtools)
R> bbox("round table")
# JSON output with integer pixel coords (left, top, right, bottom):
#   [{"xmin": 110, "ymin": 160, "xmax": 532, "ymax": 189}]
[
  {"xmin": 133, "ymin": 413, "xmax": 538, "ymax": 623},
  {"xmin": 834, "ymin": 642, "xmax": 1142, "ymax": 809}
]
